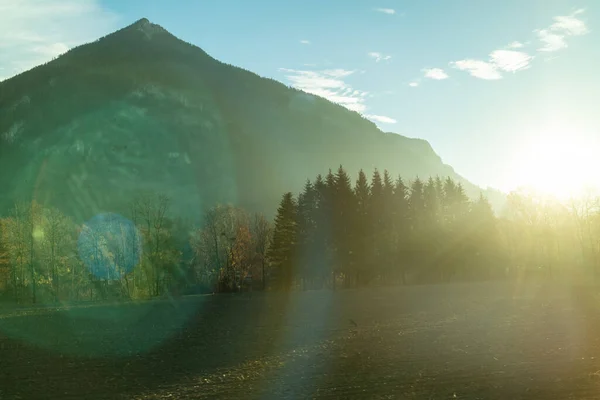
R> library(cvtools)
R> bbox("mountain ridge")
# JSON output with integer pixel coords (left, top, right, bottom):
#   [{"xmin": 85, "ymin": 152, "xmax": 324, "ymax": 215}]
[{"xmin": 0, "ymin": 18, "xmax": 504, "ymax": 222}]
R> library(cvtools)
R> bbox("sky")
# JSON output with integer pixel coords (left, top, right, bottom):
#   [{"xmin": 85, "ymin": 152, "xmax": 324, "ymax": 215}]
[{"xmin": 1, "ymin": 0, "xmax": 599, "ymax": 196}]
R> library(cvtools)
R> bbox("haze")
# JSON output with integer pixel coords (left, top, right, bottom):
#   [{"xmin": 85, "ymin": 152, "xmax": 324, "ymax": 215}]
[
  {"xmin": 2, "ymin": 0, "xmax": 598, "ymax": 198},
  {"xmin": 5, "ymin": 2, "xmax": 600, "ymax": 399}
]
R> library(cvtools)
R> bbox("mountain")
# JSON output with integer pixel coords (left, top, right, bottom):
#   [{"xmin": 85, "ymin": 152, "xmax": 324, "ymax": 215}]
[{"xmin": 0, "ymin": 18, "xmax": 504, "ymax": 223}]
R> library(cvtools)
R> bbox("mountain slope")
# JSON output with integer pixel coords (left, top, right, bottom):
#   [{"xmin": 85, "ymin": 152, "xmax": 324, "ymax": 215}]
[{"xmin": 0, "ymin": 18, "xmax": 503, "ymax": 222}]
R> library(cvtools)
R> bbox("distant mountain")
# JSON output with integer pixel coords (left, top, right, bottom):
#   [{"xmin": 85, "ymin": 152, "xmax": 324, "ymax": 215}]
[{"xmin": 0, "ymin": 18, "xmax": 504, "ymax": 222}]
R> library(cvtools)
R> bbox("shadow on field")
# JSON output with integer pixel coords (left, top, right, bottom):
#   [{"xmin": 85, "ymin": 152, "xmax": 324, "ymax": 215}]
[
  {"xmin": 0, "ymin": 292, "xmax": 303, "ymax": 399},
  {"xmin": 5, "ymin": 282, "xmax": 600, "ymax": 399}
]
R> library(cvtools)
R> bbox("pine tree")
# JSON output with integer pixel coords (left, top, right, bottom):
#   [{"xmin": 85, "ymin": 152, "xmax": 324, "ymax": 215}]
[
  {"xmin": 267, "ymin": 192, "xmax": 298, "ymax": 290},
  {"xmin": 368, "ymin": 169, "xmax": 385, "ymax": 282},
  {"xmin": 424, "ymin": 178, "xmax": 441, "ymax": 226},
  {"xmin": 442, "ymin": 177, "xmax": 458, "ymax": 225},
  {"xmin": 434, "ymin": 176, "xmax": 445, "ymax": 204},
  {"xmin": 408, "ymin": 178, "xmax": 426, "ymax": 275},
  {"xmin": 296, "ymin": 180, "xmax": 317, "ymax": 289},
  {"xmin": 393, "ymin": 176, "xmax": 409, "ymax": 222},
  {"xmin": 468, "ymin": 194, "xmax": 498, "ymax": 279},
  {"xmin": 379, "ymin": 170, "xmax": 396, "ymax": 280},
  {"xmin": 423, "ymin": 177, "xmax": 443, "ymax": 280},
  {"xmin": 371, "ymin": 169, "xmax": 383, "ymax": 202},
  {"xmin": 440, "ymin": 178, "xmax": 472, "ymax": 281},
  {"xmin": 383, "ymin": 170, "xmax": 394, "ymax": 199},
  {"xmin": 370, "ymin": 169, "xmax": 385, "ymax": 232},
  {"xmin": 455, "ymin": 183, "xmax": 471, "ymax": 220},
  {"xmin": 314, "ymin": 174, "xmax": 326, "ymax": 193},
  {"xmin": 408, "ymin": 178, "xmax": 425, "ymax": 229},
  {"xmin": 313, "ymin": 174, "xmax": 333, "ymax": 288},
  {"xmin": 325, "ymin": 169, "xmax": 336, "ymax": 192},
  {"xmin": 334, "ymin": 165, "xmax": 356, "ymax": 287},
  {"xmin": 355, "ymin": 170, "xmax": 370, "ymax": 216},
  {"xmin": 393, "ymin": 176, "xmax": 410, "ymax": 283},
  {"xmin": 354, "ymin": 170, "xmax": 371, "ymax": 286}
]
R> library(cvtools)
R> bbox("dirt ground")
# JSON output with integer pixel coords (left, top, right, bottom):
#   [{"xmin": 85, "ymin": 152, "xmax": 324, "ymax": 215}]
[{"xmin": 3, "ymin": 281, "xmax": 600, "ymax": 399}]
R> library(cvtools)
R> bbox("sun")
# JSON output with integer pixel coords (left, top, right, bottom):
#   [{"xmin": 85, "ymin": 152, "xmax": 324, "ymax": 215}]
[{"xmin": 506, "ymin": 124, "xmax": 599, "ymax": 200}]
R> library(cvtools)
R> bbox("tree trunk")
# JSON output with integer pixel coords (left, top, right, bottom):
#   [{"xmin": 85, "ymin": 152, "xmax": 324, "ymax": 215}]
[
  {"xmin": 261, "ymin": 259, "xmax": 266, "ymax": 290},
  {"xmin": 30, "ymin": 250, "xmax": 36, "ymax": 304}
]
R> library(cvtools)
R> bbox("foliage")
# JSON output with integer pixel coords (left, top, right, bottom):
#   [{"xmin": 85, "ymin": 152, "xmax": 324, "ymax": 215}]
[
  {"xmin": 190, "ymin": 204, "xmax": 272, "ymax": 292},
  {"xmin": 2, "ymin": 167, "xmax": 600, "ymax": 303},
  {"xmin": 267, "ymin": 193, "xmax": 298, "ymax": 290}
]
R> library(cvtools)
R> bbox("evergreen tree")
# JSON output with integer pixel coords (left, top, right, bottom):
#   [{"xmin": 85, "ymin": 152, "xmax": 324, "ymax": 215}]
[
  {"xmin": 383, "ymin": 170, "xmax": 394, "ymax": 199},
  {"xmin": 325, "ymin": 169, "xmax": 336, "ymax": 192},
  {"xmin": 368, "ymin": 169, "xmax": 385, "ymax": 282},
  {"xmin": 268, "ymin": 192, "xmax": 298, "ymax": 290},
  {"xmin": 423, "ymin": 177, "xmax": 443, "ymax": 280},
  {"xmin": 408, "ymin": 178, "xmax": 425, "ymax": 229},
  {"xmin": 354, "ymin": 170, "xmax": 370, "ymax": 217},
  {"xmin": 393, "ymin": 176, "xmax": 409, "ymax": 223},
  {"xmin": 314, "ymin": 174, "xmax": 326, "ymax": 193},
  {"xmin": 296, "ymin": 180, "xmax": 317, "ymax": 289},
  {"xmin": 380, "ymin": 170, "xmax": 396, "ymax": 281},
  {"xmin": 313, "ymin": 174, "xmax": 333, "ymax": 288},
  {"xmin": 468, "ymin": 194, "xmax": 499, "ymax": 279},
  {"xmin": 392, "ymin": 176, "xmax": 410, "ymax": 283},
  {"xmin": 455, "ymin": 183, "xmax": 471, "ymax": 220},
  {"xmin": 442, "ymin": 177, "xmax": 458, "ymax": 225},
  {"xmin": 440, "ymin": 178, "xmax": 472, "ymax": 281},
  {"xmin": 334, "ymin": 165, "xmax": 356, "ymax": 287},
  {"xmin": 424, "ymin": 177, "xmax": 441, "ymax": 226},
  {"xmin": 354, "ymin": 170, "xmax": 371, "ymax": 286},
  {"xmin": 371, "ymin": 169, "xmax": 384, "ymax": 201},
  {"xmin": 434, "ymin": 176, "xmax": 445, "ymax": 204},
  {"xmin": 408, "ymin": 178, "xmax": 426, "ymax": 276}
]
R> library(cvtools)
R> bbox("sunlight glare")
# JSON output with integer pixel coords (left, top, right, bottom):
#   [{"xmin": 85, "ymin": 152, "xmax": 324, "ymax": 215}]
[{"xmin": 506, "ymin": 121, "xmax": 599, "ymax": 199}]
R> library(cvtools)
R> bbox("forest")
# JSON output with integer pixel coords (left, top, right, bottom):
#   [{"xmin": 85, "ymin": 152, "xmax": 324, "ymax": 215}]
[{"xmin": 0, "ymin": 166, "xmax": 598, "ymax": 304}]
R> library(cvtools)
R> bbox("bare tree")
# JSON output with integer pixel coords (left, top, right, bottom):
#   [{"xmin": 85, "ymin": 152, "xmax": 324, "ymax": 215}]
[
  {"xmin": 134, "ymin": 192, "xmax": 176, "ymax": 296},
  {"xmin": 1, "ymin": 202, "xmax": 38, "ymax": 302},
  {"xmin": 569, "ymin": 189, "xmax": 600, "ymax": 280},
  {"xmin": 191, "ymin": 205, "xmax": 257, "ymax": 292},
  {"xmin": 252, "ymin": 213, "xmax": 272, "ymax": 290},
  {"xmin": 40, "ymin": 207, "xmax": 72, "ymax": 302}
]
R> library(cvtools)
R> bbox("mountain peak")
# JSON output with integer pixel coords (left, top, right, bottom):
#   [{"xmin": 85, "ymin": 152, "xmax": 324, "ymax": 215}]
[
  {"xmin": 133, "ymin": 17, "xmax": 151, "ymax": 25},
  {"xmin": 0, "ymin": 17, "xmax": 504, "ymax": 220},
  {"xmin": 123, "ymin": 17, "xmax": 167, "ymax": 39}
]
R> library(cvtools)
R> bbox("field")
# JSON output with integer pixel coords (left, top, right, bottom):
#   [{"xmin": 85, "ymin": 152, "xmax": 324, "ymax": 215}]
[{"xmin": 2, "ymin": 281, "xmax": 600, "ymax": 399}]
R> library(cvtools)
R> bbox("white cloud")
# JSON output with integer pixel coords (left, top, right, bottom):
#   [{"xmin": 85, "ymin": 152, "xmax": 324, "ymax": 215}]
[
  {"xmin": 536, "ymin": 29, "xmax": 568, "ymax": 52},
  {"xmin": 450, "ymin": 59, "xmax": 502, "ymax": 80},
  {"xmin": 365, "ymin": 114, "xmax": 397, "ymax": 124},
  {"xmin": 0, "ymin": 0, "xmax": 118, "ymax": 82},
  {"xmin": 321, "ymin": 68, "xmax": 354, "ymax": 78},
  {"xmin": 489, "ymin": 50, "xmax": 533, "ymax": 72},
  {"xmin": 374, "ymin": 8, "xmax": 396, "ymax": 15},
  {"xmin": 300, "ymin": 40, "xmax": 311, "ymax": 45},
  {"xmin": 409, "ymin": 82, "xmax": 419, "ymax": 87},
  {"xmin": 536, "ymin": 9, "xmax": 589, "ymax": 52},
  {"xmin": 368, "ymin": 52, "xmax": 392, "ymax": 62},
  {"xmin": 280, "ymin": 67, "xmax": 368, "ymax": 112},
  {"xmin": 423, "ymin": 68, "xmax": 449, "ymax": 80},
  {"xmin": 507, "ymin": 41, "xmax": 524, "ymax": 49},
  {"xmin": 436, "ymin": 9, "xmax": 587, "ymax": 82},
  {"xmin": 449, "ymin": 49, "xmax": 532, "ymax": 80},
  {"xmin": 550, "ymin": 10, "xmax": 588, "ymax": 36}
]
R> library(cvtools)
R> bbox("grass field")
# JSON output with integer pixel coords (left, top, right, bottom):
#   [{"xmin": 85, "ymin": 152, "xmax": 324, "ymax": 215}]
[{"xmin": 2, "ymin": 281, "xmax": 600, "ymax": 399}]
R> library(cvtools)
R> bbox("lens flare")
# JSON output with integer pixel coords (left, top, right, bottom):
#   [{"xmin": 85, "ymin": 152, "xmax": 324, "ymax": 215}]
[{"xmin": 77, "ymin": 213, "xmax": 142, "ymax": 280}]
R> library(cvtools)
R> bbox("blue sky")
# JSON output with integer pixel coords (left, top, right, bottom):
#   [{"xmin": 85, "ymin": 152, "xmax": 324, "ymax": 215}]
[{"xmin": 2, "ymin": 0, "xmax": 599, "ymax": 195}]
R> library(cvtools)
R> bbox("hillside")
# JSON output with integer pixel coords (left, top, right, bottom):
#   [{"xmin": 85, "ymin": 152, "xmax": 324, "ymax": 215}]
[{"xmin": 0, "ymin": 18, "xmax": 503, "ymax": 222}]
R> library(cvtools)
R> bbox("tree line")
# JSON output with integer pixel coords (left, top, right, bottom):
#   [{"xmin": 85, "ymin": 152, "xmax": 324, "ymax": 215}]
[
  {"xmin": 1, "ymin": 166, "xmax": 599, "ymax": 304},
  {"xmin": 267, "ymin": 167, "xmax": 501, "ymax": 290}
]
